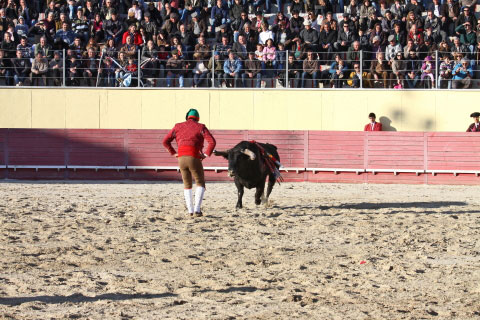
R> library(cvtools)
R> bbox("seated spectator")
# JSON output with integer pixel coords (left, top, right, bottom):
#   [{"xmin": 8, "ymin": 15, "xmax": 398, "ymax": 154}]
[
  {"xmin": 369, "ymin": 23, "xmax": 387, "ymax": 47},
  {"xmin": 466, "ymin": 112, "xmax": 480, "ymax": 132},
  {"xmin": 194, "ymin": 36, "xmax": 211, "ymax": 59},
  {"xmin": 405, "ymin": 50, "xmax": 421, "ymax": 88},
  {"xmin": 335, "ymin": 22, "xmax": 356, "ymax": 53},
  {"xmin": 141, "ymin": 40, "xmax": 159, "ymax": 82},
  {"xmin": 283, "ymin": 53, "xmax": 301, "ymax": 87},
  {"xmin": 66, "ymin": 54, "xmax": 81, "ymax": 86},
  {"xmin": 232, "ymin": 34, "xmax": 250, "ymax": 60},
  {"xmin": 275, "ymin": 42, "xmax": 286, "ymax": 78},
  {"xmin": 34, "ymin": 36, "xmax": 52, "ymax": 59},
  {"xmin": 261, "ymin": 38, "xmax": 276, "ymax": 71},
  {"xmin": 16, "ymin": 36, "xmax": 32, "ymax": 59},
  {"xmin": 389, "ymin": 0, "xmax": 405, "ymax": 21},
  {"xmin": 15, "ymin": 16, "xmax": 29, "ymax": 38},
  {"xmin": 289, "ymin": 10, "xmax": 304, "ymax": 36},
  {"xmin": 90, "ymin": 13, "xmax": 105, "ymax": 43},
  {"xmin": 390, "ymin": 22, "xmax": 406, "ymax": 47},
  {"xmin": 391, "ymin": 51, "xmax": 406, "ymax": 88},
  {"xmin": 192, "ymin": 53, "xmax": 210, "ymax": 88},
  {"xmin": 0, "ymin": 49, "xmax": 13, "ymax": 86},
  {"xmin": 48, "ymin": 50, "xmax": 63, "ymax": 86},
  {"xmin": 258, "ymin": 22, "xmax": 274, "ymax": 45},
  {"xmin": 1, "ymin": 32, "xmax": 16, "ymax": 58},
  {"xmin": 114, "ymin": 52, "xmax": 128, "ymax": 86},
  {"xmin": 210, "ymin": 0, "xmax": 229, "ymax": 31},
  {"xmin": 122, "ymin": 24, "xmax": 143, "ymax": 46},
  {"xmin": 207, "ymin": 51, "xmax": 224, "ymax": 87},
  {"xmin": 438, "ymin": 55, "xmax": 453, "ymax": 89},
  {"xmin": 188, "ymin": 12, "xmax": 207, "ymax": 39},
  {"xmin": 385, "ymin": 35, "xmax": 402, "ymax": 62},
  {"xmin": 366, "ymin": 51, "xmax": 389, "ymax": 88},
  {"xmin": 30, "ymin": 51, "xmax": 48, "ymax": 86},
  {"xmin": 103, "ymin": 11, "xmax": 124, "ymax": 45},
  {"xmin": 100, "ymin": 57, "xmax": 116, "ymax": 87},
  {"xmin": 455, "ymin": 22, "xmax": 476, "ymax": 55},
  {"xmin": 215, "ymin": 35, "xmax": 232, "ymax": 62},
  {"xmin": 242, "ymin": 51, "xmax": 262, "ymax": 88},
  {"xmin": 364, "ymin": 112, "xmax": 382, "ymax": 131},
  {"xmin": 452, "ymin": 58, "xmax": 473, "ymax": 89},
  {"xmin": 346, "ymin": 62, "xmax": 362, "ymax": 88},
  {"xmin": 83, "ymin": 48, "xmax": 98, "ymax": 87},
  {"xmin": 166, "ymin": 49, "xmax": 185, "ymax": 88},
  {"xmin": 120, "ymin": 35, "xmax": 137, "ymax": 59},
  {"xmin": 55, "ymin": 22, "xmax": 76, "ymax": 46},
  {"xmin": 346, "ymin": 40, "xmax": 361, "ymax": 67},
  {"xmin": 72, "ymin": 7, "xmax": 90, "ymax": 43},
  {"xmin": 300, "ymin": 20, "xmax": 319, "ymax": 51},
  {"xmin": 223, "ymin": 51, "xmax": 242, "ymax": 87},
  {"xmin": 69, "ymin": 37, "xmax": 84, "ymax": 59},
  {"xmin": 420, "ymin": 55, "xmax": 435, "ymax": 88},
  {"xmin": 215, "ymin": 24, "xmax": 233, "ymax": 45},
  {"xmin": 126, "ymin": 57, "xmax": 138, "ymax": 86},
  {"xmin": 319, "ymin": 23, "xmax": 336, "ymax": 62},
  {"xmin": 331, "ymin": 56, "xmax": 348, "ymax": 88},
  {"xmin": 11, "ymin": 49, "xmax": 31, "ymax": 86},
  {"xmin": 274, "ymin": 20, "xmax": 294, "ymax": 49},
  {"xmin": 301, "ymin": 50, "xmax": 319, "ymax": 88}
]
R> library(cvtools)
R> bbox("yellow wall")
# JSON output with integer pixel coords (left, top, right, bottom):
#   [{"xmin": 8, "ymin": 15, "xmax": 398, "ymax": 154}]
[{"xmin": 0, "ymin": 88, "xmax": 477, "ymax": 131}]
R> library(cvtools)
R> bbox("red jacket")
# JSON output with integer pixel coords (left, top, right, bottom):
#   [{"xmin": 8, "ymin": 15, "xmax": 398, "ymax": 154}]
[
  {"xmin": 364, "ymin": 122, "xmax": 382, "ymax": 131},
  {"xmin": 122, "ymin": 31, "xmax": 143, "ymax": 46},
  {"xmin": 467, "ymin": 123, "xmax": 480, "ymax": 132},
  {"xmin": 163, "ymin": 119, "xmax": 216, "ymax": 158}
]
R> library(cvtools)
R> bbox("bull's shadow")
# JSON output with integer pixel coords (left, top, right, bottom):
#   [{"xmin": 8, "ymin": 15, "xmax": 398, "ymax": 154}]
[
  {"xmin": 0, "ymin": 292, "xmax": 177, "ymax": 306},
  {"xmin": 276, "ymin": 201, "xmax": 472, "ymax": 214}
]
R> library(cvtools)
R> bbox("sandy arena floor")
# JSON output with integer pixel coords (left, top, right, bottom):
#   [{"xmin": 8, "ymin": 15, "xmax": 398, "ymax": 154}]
[{"xmin": 1, "ymin": 181, "xmax": 480, "ymax": 319}]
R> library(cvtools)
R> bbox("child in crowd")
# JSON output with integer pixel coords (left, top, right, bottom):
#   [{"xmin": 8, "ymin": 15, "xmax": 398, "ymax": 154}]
[
  {"xmin": 438, "ymin": 55, "xmax": 453, "ymax": 89},
  {"xmin": 420, "ymin": 55, "xmax": 435, "ymax": 88}
]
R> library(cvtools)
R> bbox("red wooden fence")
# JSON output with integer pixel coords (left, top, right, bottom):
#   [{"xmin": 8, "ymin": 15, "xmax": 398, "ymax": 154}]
[{"xmin": 1, "ymin": 129, "xmax": 480, "ymax": 184}]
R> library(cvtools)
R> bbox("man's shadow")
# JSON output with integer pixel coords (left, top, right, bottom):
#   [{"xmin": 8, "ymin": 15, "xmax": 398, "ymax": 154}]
[{"xmin": 379, "ymin": 116, "xmax": 397, "ymax": 131}]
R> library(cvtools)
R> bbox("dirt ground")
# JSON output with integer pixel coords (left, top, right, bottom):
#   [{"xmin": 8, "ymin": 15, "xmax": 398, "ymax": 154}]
[{"xmin": 1, "ymin": 181, "xmax": 480, "ymax": 319}]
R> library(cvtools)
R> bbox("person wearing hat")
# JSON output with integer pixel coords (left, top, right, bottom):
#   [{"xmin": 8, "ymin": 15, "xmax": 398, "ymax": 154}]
[
  {"xmin": 364, "ymin": 113, "xmax": 382, "ymax": 131},
  {"xmin": 141, "ymin": 11, "xmax": 158, "ymax": 40},
  {"xmin": 385, "ymin": 34, "xmax": 401, "ymax": 62},
  {"xmin": 299, "ymin": 19, "xmax": 319, "ymax": 51},
  {"xmin": 420, "ymin": 55, "xmax": 435, "ymax": 88},
  {"xmin": 188, "ymin": 12, "xmax": 208, "ymax": 38},
  {"xmin": 467, "ymin": 112, "xmax": 480, "ymax": 132},
  {"xmin": 163, "ymin": 109, "xmax": 217, "ymax": 218}
]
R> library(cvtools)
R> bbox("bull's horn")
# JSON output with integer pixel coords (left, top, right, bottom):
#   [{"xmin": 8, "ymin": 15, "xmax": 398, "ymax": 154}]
[{"xmin": 242, "ymin": 149, "xmax": 256, "ymax": 160}]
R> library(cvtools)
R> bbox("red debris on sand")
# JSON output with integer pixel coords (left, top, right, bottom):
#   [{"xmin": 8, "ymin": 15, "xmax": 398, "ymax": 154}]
[{"xmin": 360, "ymin": 260, "xmax": 366, "ymax": 264}]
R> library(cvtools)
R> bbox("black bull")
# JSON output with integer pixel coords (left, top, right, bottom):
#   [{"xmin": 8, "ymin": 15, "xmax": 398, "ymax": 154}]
[{"xmin": 213, "ymin": 141, "xmax": 281, "ymax": 209}]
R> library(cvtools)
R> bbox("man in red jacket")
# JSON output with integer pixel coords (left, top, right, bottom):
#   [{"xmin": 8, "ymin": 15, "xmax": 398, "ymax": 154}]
[
  {"xmin": 466, "ymin": 112, "xmax": 480, "ymax": 132},
  {"xmin": 163, "ymin": 109, "xmax": 216, "ymax": 217},
  {"xmin": 122, "ymin": 24, "xmax": 143, "ymax": 46},
  {"xmin": 364, "ymin": 112, "xmax": 383, "ymax": 131}
]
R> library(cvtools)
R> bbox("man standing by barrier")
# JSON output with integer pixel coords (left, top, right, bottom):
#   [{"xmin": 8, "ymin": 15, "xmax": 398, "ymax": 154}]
[
  {"xmin": 364, "ymin": 112, "xmax": 382, "ymax": 131},
  {"xmin": 163, "ymin": 109, "xmax": 216, "ymax": 218},
  {"xmin": 466, "ymin": 112, "xmax": 480, "ymax": 132}
]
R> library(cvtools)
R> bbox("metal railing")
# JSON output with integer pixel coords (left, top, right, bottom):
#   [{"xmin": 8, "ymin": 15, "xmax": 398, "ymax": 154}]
[{"xmin": 0, "ymin": 48, "xmax": 478, "ymax": 89}]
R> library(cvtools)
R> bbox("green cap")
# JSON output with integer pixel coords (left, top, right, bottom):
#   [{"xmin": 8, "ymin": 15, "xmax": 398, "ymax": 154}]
[{"xmin": 186, "ymin": 108, "xmax": 200, "ymax": 120}]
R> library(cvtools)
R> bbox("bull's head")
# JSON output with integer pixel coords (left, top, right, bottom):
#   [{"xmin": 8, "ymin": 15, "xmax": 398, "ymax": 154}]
[{"xmin": 213, "ymin": 148, "xmax": 256, "ymax": 177}]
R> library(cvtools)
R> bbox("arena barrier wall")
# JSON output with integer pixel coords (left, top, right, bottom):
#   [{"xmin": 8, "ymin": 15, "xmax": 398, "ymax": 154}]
[
  {"xmin": 0, "ymin": 89, "xmax": 479, "ymax": 132},
  {"xmin": 2, "ymin": 128, "xmax": 480, "ymax": 185}
]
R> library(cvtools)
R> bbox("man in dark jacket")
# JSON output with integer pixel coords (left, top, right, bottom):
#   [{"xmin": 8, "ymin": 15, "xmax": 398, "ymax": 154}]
[
  {"xmin": 11, "ymin": 49, "xmax": 30, "ymax": 86},
  {"xmin": 242, "ymin": 51, "xmax": 262, "ymax": 87}
]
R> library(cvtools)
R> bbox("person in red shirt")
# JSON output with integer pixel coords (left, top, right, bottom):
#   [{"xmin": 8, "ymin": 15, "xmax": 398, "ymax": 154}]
[
  {"xmin": 466, "ymin": 112, "xmax": 480, "ymax": 132},
  {"xmin": 163, "ymin": 109, "xmax": 216, "ymax": 217},
  {"xmin": 364, "ymin": 112, "xmax": 383, "ymax": 131}
]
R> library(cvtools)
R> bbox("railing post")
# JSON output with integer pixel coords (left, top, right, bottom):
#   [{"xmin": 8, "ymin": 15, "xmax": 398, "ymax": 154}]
[
  {"xmin": 137, "ymin": 49, "xmax": 141, "ymax": 87},
  {"xmin": 62, "ymin": 48, "xmax": 66, "ymax": 87},
  {"xmin": 435, "ymin": 50, "xmax": 439, "ymax": 90},
  {"xmin": 211, "ymin": 50, "xmax": 215, "ymax": 88},
  {"xmin": 285, "ymin": 49, "xmax": 289, "ymax": 88},
  {"xmin": 360, "ymin": 50, "xmax": 363, "ymax": 89}
]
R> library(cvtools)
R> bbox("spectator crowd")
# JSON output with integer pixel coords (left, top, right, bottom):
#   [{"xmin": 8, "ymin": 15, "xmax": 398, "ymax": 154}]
[{"xmin": 0, "ymin": 0, "xmax": 479, "ymax": 88}]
